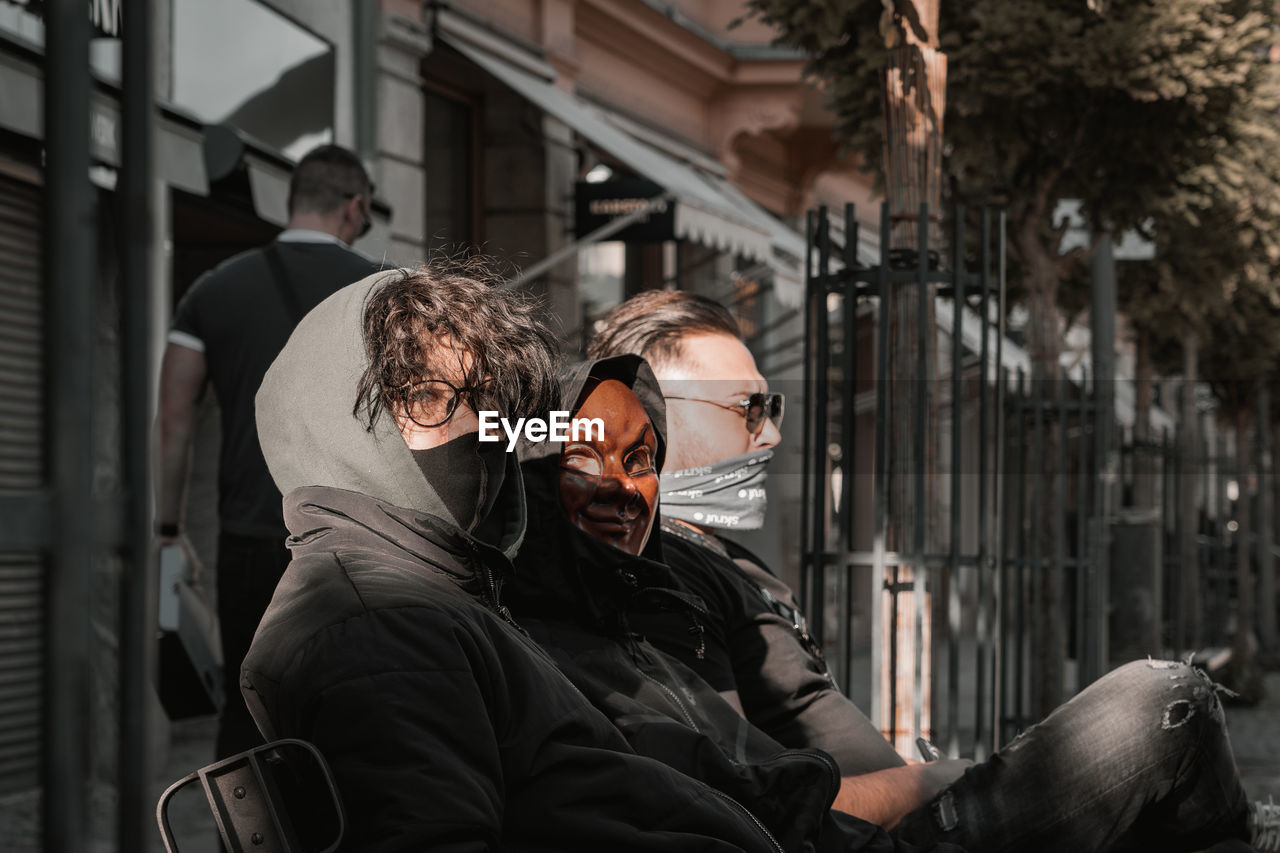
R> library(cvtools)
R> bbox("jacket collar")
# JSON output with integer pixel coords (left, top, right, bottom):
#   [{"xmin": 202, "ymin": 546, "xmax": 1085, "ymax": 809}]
[
  {"xmin": 284, "ymin": 483, "xmax": 519, "ymax": 615},
  {"xmin": 659, "ymin": 516, "xmax": 730, "ymax": 559}
]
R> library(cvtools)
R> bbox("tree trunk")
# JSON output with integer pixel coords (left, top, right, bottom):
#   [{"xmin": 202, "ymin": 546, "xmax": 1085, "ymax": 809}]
[
  {"xmin": 877, "ymin": 0, "xmax": 946, "ymax": 755},
  {"xmin": 1132, "ymin": 329, "xmax": 1156, "ymax": 509},
  {"xmin": 1177, "ymin": 338, "xmax": 1202, "ymax": 652},
  {"xmin": 1271, "ymin": 417, "xmax": 1280, "ymax": 655},
  {"xmin": 881, "ymin": 45, "xmax": 947, "ymax": 251},
  {"xmin": 1233, "ymin": 404, "xmax": 1255, "ymax": 671},
  {"xmin": 1221, "ymin": 397, "xmax": 1268, "ymax": 700},
  {"xmin": 1256, "ymin": 384, "xmax": 1276, "ymax": 654},
  {"xmin": 1016, "ymin": 233, "xmax": 1065, "ymax": 719},
  {"xmin": 882, "ymin": 278, "xmax": 938, "ymax": 755}
]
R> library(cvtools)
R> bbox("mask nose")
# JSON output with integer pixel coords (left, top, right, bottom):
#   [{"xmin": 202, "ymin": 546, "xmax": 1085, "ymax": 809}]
[{"xmin": 595, "ymin": 473, "xmax": 642, "ymax": 517}]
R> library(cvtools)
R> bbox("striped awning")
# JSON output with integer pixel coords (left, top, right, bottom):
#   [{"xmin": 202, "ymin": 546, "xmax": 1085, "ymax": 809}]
[{"xmin": 439, "ymin": 16, "xmax": 777, "ymax": 264}]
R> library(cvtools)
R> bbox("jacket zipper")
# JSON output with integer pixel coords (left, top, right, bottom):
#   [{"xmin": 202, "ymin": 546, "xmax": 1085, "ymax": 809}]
[
  {"xmin": 706, "ymin": 787, "xmax": 785, "ymax": 853},
  {"xmin": 470, "ymin": 541, "xmax": 520, "ymax": 630},
  {"xmin": 637, "ymin": 669, "xmax": 699, "ymax": 731}
]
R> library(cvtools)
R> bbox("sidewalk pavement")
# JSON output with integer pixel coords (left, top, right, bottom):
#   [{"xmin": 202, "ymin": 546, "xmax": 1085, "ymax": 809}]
[{"xmin": 150, "ymin": 715, "xmax": 221, "ymax": 853}]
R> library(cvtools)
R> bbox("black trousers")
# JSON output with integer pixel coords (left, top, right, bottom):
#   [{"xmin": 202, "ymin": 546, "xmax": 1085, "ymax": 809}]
[{"xmin": 215, "ymin": 531, "xmax": 290, "ymax": 760}]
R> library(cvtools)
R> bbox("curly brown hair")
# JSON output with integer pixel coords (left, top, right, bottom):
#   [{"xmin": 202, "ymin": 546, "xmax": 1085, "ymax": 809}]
[{"xmin": 353, "ymin": 261, "xmax": 560, "ymax": 430}]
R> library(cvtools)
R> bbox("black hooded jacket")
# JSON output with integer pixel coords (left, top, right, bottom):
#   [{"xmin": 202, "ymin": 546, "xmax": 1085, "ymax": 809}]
[
  {"xmin": 508, "ymin": 356, "xmax": 952, "ymax": 853},
  {"xmin": 240, "ymin": 274, "xmax": 795, "ymax": 853}
]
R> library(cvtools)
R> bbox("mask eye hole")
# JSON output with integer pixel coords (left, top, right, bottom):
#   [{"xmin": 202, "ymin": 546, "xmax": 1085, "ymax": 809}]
[
  {"xmin": 561, "ymin": 446, "xmax": 603, "ymax": 478},
  {"xmin": 623, "ymin": 445, "xmax": 655, "ymax": 476}
]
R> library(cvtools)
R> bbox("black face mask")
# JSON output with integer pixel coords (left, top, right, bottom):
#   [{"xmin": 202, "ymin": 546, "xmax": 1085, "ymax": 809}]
[{"xmin": 410, "ymin": 433, "xmax": 507, "ymax": 531}]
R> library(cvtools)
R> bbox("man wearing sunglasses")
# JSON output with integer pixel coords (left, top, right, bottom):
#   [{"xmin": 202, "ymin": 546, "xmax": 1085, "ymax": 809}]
[
  {"xmin": 588, "ymin": 291, "xmax": 1272, "ymax": 853},
  {"xmin": 155, "ymin": 144, "xmax": 381, "ymax": 760}
]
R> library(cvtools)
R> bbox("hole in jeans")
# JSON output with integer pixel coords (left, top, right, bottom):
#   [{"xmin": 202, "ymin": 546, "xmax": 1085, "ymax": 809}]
[{"xmin": 1162, "ymin": 699, "xmax": 1196, "ymax": 729}]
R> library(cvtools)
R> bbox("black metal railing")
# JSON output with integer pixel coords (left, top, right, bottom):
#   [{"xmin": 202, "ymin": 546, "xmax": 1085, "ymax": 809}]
[
  {"xmin": 800, "ymin": 203, "xmax": 1009, "ymax": 757},
  {"xmin": 803, "ymin": 200, "xmax": 1276, "ymax": 761}
]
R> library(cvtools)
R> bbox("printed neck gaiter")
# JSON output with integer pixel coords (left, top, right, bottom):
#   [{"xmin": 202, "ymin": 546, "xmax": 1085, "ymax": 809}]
[{"xmin": 658, "ymin": 449, "xmax": 773, "ymax": 530}]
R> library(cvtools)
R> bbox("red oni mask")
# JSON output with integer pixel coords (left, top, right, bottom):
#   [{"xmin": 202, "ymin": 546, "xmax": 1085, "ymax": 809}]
[{"xmin": 558, "ymin": 378, "xmax": 659, "ymax": 555}]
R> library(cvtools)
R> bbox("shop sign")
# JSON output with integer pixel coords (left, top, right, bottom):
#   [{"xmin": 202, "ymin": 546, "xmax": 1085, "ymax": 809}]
[
  {"xmin": 89, "ymin": 99, "xmax": 119, "ymax": 164},
  {"xmin": 574, "ymin": 178, "xmax": 674, "ymax": 243}
]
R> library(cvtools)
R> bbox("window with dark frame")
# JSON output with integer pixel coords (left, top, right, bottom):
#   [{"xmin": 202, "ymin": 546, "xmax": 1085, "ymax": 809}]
[
  {"xmin": 423, "ymin": 85, "xmax": 480, "ymax": 256},
  {"xmin": 168, "ymin": 0, "xmax": 335, "ymax": 162}
]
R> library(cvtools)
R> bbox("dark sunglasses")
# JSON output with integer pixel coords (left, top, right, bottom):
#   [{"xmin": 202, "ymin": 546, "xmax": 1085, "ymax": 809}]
[{"xmin": 665, "ymin": 392, "xmax": 785, "ymax": 437}]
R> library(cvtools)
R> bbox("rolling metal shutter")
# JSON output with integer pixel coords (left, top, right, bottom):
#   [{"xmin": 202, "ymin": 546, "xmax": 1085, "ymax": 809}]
[{"xmin": 0, "ymin": 172, "xmax": 43, "ymax": 795}]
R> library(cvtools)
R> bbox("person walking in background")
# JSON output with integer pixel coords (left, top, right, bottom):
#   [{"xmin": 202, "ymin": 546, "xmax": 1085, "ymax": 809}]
[{"xmin": 154, "ymin": 144, "xmax": 382, "ymax": 759}]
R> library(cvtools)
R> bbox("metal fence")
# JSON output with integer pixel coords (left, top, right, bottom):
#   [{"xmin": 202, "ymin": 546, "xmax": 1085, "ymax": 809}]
[
  {"xmin": 1123, "ymin": 420, "xmax": 1260, "ymax": 657},
  {"xmin": 998, "ymin": 365, "xmax": 1102, "ymax": 740},
  {"xmin": 802, "ymin": 201, "xmax": 1277, "ymax": 762},
  {"xmin": 800, "ymin": 202, "xmax": 1013, "ymax": 758}
]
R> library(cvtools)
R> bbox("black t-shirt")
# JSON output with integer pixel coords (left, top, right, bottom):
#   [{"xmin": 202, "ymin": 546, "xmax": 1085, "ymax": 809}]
[
  {"xmin": 170, "ymin": 238, "xmax": 382, "ymax": 537},
  {"xmin": 632, "ymin": 520, "xmax": 906, "ymax": 776}
]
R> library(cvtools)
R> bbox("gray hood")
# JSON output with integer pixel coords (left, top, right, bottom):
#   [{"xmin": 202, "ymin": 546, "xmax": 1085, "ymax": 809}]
[{"xmin": 255, "ymin": 269, "xmax": 525, "ymax": 557}]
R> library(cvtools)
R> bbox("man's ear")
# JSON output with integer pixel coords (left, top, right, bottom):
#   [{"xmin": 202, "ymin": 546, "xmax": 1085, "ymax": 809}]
[{"xmin": 343, "ymin": 196, "xmax": 362, "ymax": 237}]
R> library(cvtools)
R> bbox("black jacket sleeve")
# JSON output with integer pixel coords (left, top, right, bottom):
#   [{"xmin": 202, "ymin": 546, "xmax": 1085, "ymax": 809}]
[
  {"xmin": 658, "ymin": 535, "xmax": 905, "ymax": 776},
  {"xmin": 278, "ymin": 607, "xmax": 509, "ymax": 852}
]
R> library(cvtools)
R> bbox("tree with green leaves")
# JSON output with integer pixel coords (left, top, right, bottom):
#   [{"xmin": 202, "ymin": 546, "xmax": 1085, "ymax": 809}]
[{"xmin": 749, "ymin": 0, "xmax": 1280, "ymax": 374}]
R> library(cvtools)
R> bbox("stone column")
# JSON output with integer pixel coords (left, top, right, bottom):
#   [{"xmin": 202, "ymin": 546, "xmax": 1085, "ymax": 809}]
[{"xmin": 376, "ymin": 12, "xmax": 432, "ymax": 265}]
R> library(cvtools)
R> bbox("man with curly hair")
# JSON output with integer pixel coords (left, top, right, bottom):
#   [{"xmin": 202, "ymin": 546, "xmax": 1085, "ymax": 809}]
[{"xmin": 239, "ymin": 265, "xmax": 792, "ymax": 852}]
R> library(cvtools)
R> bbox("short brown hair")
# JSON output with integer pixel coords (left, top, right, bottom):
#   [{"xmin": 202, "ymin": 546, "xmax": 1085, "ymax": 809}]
[
  {"xmin": 586, "ymin": 290, "xmax": 741, "ymax": 368},
  {"xmin": 288, "ymin": 144, "xmax": 372, "ymax": 216},
  {"xmin": 353, "ymin": 261, "xmax": 560, "ymax": 428}
]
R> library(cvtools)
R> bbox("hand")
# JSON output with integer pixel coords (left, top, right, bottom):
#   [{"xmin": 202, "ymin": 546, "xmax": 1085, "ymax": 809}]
[
  {"xmin": 831, "ymin": 758, "xmax": 976, "ymax": 828},
  {"xmin": 156, "ymin": 534, "xmax": 203, "ymax": 584}
]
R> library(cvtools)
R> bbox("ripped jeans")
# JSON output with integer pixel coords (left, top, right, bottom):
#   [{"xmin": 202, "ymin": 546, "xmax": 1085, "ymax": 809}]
[{"xmin": 891, "ymin": 659, "xmax": 1252, "ymax": 853}]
